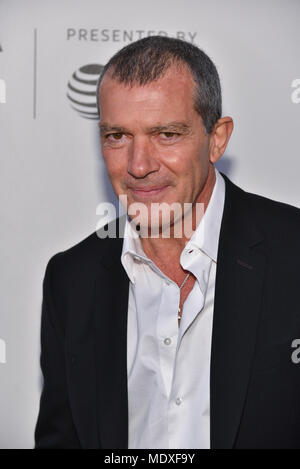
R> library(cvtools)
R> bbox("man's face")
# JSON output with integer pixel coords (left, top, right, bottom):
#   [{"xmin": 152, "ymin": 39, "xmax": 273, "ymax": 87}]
[{"xmin": 99, "ymin": 64, "xmax": 212, "ymax": 229}]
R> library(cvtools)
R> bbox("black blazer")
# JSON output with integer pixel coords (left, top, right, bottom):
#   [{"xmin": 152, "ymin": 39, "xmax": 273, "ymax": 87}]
[{"xmin": 35, "ymin": 174, "xmax": 300, "ymax": 449}]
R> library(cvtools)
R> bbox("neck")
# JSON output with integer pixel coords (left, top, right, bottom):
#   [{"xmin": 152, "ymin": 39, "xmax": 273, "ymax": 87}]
[{"xmin": 140, "ymin": 163, "xmax": 216, "ymax": 263}]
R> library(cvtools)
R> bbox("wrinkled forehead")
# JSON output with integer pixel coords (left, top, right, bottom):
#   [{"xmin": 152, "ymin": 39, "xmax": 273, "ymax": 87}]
[{"xmin": 98, "ymin": 64, "xmax": 197, "ymax": 116}]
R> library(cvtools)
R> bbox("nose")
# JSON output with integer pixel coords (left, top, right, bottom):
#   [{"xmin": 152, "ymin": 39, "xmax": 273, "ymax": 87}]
[{"xmin": 127, "ymin": 136, "xmax": 160, "ymax": 179}]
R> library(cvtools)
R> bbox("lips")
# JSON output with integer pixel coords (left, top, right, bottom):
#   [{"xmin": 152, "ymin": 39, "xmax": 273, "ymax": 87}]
[{"xmin": 128, "ymin": 185, "xmax": 169, "ymax": 199}]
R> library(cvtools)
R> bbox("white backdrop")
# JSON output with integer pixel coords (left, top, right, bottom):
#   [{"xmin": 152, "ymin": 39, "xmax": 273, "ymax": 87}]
[{"xmin": 0, "ymin": 0, "xmax": 299, "ymax": 448}]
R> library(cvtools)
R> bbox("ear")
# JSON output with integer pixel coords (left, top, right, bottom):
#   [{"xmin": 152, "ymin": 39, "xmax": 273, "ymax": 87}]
[{"xmin": 208, "ymin": 117, "xmax": 234, "ymax": 164}]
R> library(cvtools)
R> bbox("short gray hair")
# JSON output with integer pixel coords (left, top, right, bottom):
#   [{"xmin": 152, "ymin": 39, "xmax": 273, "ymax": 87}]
[{"xmin": 97, "ymin": 36, "xmax": 222, "ymax": 134}]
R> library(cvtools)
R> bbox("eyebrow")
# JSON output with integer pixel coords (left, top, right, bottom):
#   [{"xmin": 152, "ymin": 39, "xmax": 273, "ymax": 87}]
[
  {"xmin": 98, "ymin": 123, "xmax": 127, "ymax": 135},
  {"xmin": 98, "ymin": 121, "xmax": 192, "ymax": 135},
  {"xmin": 148, "ymin": 122, "xmax": 191, "ymax": 134}
]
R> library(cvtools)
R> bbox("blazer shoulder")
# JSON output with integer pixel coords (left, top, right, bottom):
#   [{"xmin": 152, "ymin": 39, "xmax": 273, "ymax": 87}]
[
  {"xmin": 232, "ymin": 181, "xmax": 300, "ymax": 248},
  {"xmin": 45, "ymin": 217, "xmax": 125, "ymax": 284},
  {"xmin": 222, "ymin": 174, "xmax": 300, "ymax": 248},
  {"xmin": 46, "ymin": 231, "xmax": 101, "ymax": 278},
  {"xmin": 244, "ymin": 189, "xmax": 300, "ymax": 232},
  {"xmin": 224, "ymin": 174, "xmax": 300, "ymax": 222}
]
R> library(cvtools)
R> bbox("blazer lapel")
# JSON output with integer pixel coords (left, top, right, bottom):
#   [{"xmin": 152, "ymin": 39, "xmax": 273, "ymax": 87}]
[
  {"xmin": 93, "ymin": 230, "xmax": 129, "ymax": 449},
  {"xmin": 210, "ymin": 176, "xmax": 266, "ymax": 448}
]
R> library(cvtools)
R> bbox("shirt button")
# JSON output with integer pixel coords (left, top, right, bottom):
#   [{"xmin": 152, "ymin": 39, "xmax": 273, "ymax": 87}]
[
  {"xmin": 175, "ymin": 397, "xmax": 183, "ymax": 406},
  {"xmin": 164, "ymin": 338, "xmax": 172, "ymax": 346},
  {"xmin": 188, "ymin": 249, "xmax": 194, "ymax": 254}
]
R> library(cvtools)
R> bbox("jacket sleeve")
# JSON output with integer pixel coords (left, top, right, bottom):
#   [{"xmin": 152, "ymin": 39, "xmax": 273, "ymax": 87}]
[{"xmin": 34, "ymin": 255, "xmax": 81, "ymax": 449}]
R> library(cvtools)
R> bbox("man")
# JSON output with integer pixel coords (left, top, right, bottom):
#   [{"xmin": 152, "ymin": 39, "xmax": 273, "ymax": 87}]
[{"xmin": 35, "ymin": 36, "xmax": 300, "ymax": 449}]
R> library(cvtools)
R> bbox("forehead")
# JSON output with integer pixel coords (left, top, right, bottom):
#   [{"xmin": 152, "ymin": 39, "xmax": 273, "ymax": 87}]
[{"xmin": 98, "ymin": 65, "xmax": 197, "ymax": 124}]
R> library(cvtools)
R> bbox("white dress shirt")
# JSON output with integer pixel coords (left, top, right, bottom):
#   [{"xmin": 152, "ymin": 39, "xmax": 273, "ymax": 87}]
[{"xmin": 121, "ymin": 168, "xmax": 225, "ymax": 449}]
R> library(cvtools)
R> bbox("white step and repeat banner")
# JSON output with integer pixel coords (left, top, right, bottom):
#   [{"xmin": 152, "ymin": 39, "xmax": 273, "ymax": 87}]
[{"xmin": 0, "ymin": 0, "xmax": 299, "ymax": 448}]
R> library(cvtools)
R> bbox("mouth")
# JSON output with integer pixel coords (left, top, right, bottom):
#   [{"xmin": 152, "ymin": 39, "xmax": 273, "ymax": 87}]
[{"xmin": 128, "ymin": 185, "xmax": 170, "ymax": 200}]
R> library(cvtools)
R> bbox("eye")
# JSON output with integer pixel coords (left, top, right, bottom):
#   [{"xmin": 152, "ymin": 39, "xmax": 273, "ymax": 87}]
[
  {"xmin": 158, "ymin": 132, "xmax": 181, "ymax": 143},
  {"xmin": 161, "ymin": 132, "xmax": 177, "ymax": 138},
  {"xmin": 106, "ymin": 133, "xmax": 124, "ymax": 140}
]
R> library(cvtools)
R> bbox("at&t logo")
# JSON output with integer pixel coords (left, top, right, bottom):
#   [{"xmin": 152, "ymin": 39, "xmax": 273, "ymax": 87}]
[{"xmin": 67, "ymin": 64, "xmax": 103, "ymax": 119}]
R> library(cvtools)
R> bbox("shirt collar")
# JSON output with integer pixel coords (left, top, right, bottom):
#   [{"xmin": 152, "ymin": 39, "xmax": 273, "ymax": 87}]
[
  {"xmin": 121, "ymin": 213, "xmax": 147, "ymax": 284},
  {"xmin": 182, "ymin": 168, "xmax": 225, "ymax": 263},
  {"xmin": 121, "ymin": 167, "xmax": 225, "ymax": 282}
]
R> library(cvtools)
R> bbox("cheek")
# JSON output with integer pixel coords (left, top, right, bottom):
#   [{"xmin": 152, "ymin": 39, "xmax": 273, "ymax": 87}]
[
  {"xmin": 168, "ymin": 148, "xmax": 207, "ymax": 193},
  {"xmin": 103, "ymin": 150, "xmax": 126, "ymax": 179},
  {"xmin": 161, "ymin": 147, "xmax": 198, "ymax": 179}
]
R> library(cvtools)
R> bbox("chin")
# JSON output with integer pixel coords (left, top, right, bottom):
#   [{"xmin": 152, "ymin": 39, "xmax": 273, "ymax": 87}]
[{"xmin": 130, "ymin": 211, "xmax": 183, "ymax": 239}]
